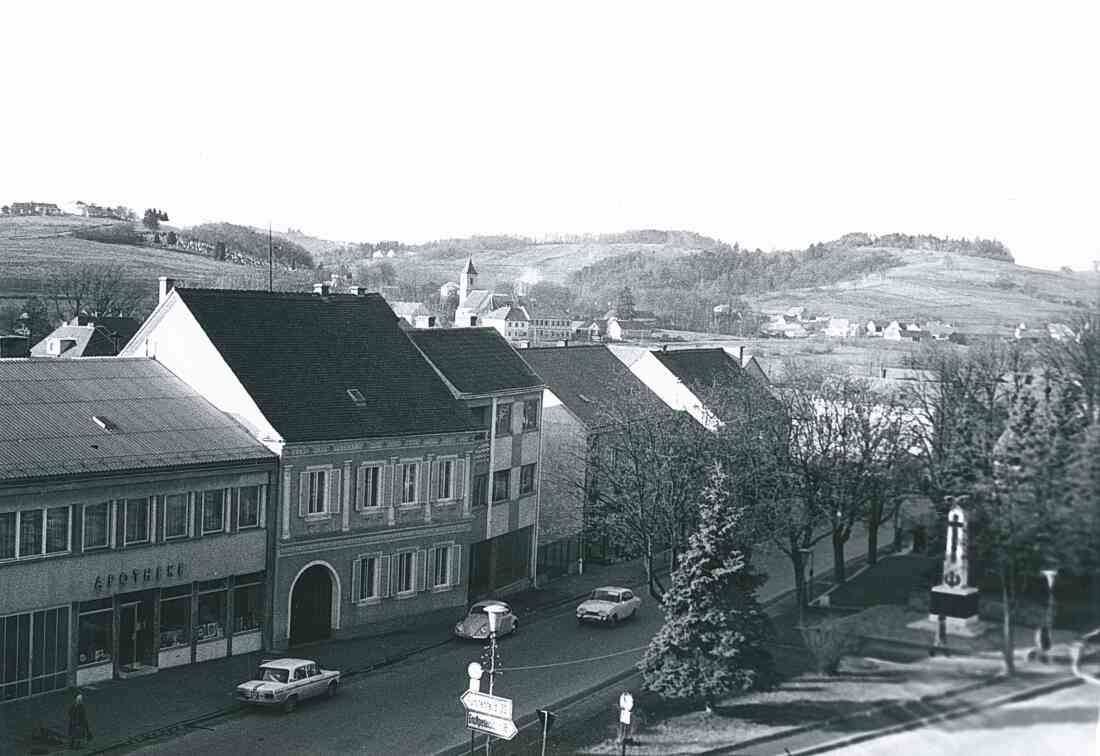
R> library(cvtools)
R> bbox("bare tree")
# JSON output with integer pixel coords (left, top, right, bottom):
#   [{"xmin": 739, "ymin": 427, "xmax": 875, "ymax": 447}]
[{"xmin": 47, "ymin": 264, "xmax": 146, "ymax": 320}]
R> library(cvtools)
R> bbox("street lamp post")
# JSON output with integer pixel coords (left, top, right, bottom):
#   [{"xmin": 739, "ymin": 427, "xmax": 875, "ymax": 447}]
[
  {"xmin": 481, "ymin": 604, "xmax": 507, "ymax": 755},
  {"xmin": 1038, "ymin": 568, "xmax": 1058, "ymax": 662}
]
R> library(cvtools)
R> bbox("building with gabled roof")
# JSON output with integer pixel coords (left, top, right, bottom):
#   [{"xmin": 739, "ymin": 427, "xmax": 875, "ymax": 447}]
[
  {"xmin": 409, "ymin": 327, "xmax": 546, "ymax": 596},
  {"xmin": 30, "ymin": 316, "xmax": 141, "ymax": 358},
  {"xmin": 0, "ymin": 357, "xmax": 277, "ymax": 697},
  {"xmin": 121, "ymin": 280, "xmax": 482, "ymax": 649},
  {"xmin": 522, "ymin": 345, "xmax": 679, "ymax": 573}
]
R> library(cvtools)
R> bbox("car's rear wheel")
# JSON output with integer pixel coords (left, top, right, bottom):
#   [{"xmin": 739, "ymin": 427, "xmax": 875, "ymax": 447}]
[
  {"xmin": 612, "ymin": 614, "xmax": 620, "ymax": 625},
  {"xmin": 283, "ymin": 695, "xmax": 298, "ymax": 714},
  {"xmin": 327, "ymin": 681, "xmax": 338, "ymax": 698}
]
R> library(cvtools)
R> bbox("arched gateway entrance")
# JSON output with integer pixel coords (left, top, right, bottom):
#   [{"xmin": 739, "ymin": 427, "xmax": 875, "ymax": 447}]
[{"xmin": 289, "ymin": 563, "xmax": 338, "ymax": 646}]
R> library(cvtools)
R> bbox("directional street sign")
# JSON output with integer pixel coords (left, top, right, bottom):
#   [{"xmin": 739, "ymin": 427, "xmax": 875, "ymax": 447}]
[
  {"xmin": 460, "ymin": 690, "xmax": 514, "ymax": 720},
  {"xmin": 466, "ymin": 711, "xmax": 518, "ymax": 740}
]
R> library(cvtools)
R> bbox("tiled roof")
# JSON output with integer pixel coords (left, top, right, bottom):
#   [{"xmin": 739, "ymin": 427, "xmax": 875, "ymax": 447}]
[
  {"xmin": 410, "ymin": 328, "xmax": 544, "ymax": 396},
  {"xmin": 484, "ymin": 305, "xmax": 529, "ymax": 322},
  {"xmin": 653, "ymin": 348, "xmax": 742, "ymax": 389},
  {"xmin": 522, "ymin": 345, "xmax": 674, "ymax": 429},
  {"xmin": 176, "ymin": 288, "xmax": 478, "ymax": 442},
  {"xmin": 0, "ymin": 357, "xmax": 275, "ymax": 482}
]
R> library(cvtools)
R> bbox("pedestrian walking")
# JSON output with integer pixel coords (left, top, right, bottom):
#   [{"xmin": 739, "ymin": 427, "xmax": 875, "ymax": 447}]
[{"xmin": 67, "ymin": 688, "xmax": 93, "ymax": 749}]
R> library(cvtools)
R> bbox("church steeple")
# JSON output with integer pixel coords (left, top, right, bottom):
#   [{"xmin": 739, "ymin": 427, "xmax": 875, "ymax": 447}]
[{"xmin": 459, "ymin": 257, "xmax": 478, "ymax": 303}]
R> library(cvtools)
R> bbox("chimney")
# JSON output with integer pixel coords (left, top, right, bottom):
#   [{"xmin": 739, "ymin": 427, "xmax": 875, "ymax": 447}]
[
  {"xmin": 158, "ymin": 276, "xmax": 175, "ymax": 305},
  {"xmin": 313, "ymin": 282, "xmax": 331, "ymax": 296},
  {"xmin": 739, "ymin": 345, "xmax": 745, "ymax": 365},
  {"xmin": 347, "ymin": 285, "xmax": 367, "ymax": 297}
]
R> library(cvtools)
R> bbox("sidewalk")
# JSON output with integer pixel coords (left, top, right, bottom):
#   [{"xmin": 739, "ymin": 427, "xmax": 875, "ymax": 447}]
[{"xmin": 0, "ymin": 556, "xmax": 662, "ymax": 756}]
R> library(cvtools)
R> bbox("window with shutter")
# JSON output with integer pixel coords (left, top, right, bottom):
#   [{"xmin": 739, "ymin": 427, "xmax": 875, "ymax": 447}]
[
  {"xmin": 455, "ymin": 461, "xmax": 465, "ymax": 503},
  {"xmin": 351, "ymin": 558, "xmax": 361, "ymax": 603},
  {"xmin": 450, "ymin": 545, "xmax": 463, "ymax": 587},
  {"xmin": 416, "ymin": 549, "xmax": 427, "ymax": 592},
  {"xmin": 381, "ymin": 555, "xmax": 392, "ymax": 598},
  {"xmin": 329, "ymin": 469, "xmax": 341, "ymax": 514}
]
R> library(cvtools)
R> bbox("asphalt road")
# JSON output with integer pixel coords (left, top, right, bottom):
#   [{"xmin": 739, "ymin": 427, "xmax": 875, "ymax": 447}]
[
  {"xmin": 833, "ymin": 681, "xmax": 1100, "ymax": 756},
  {"xmin": 127, "ymin": 528, "xmax": 870, "ymax": 755}
]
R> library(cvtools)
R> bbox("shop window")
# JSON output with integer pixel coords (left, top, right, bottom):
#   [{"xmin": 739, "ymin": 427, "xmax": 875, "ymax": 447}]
[
  {"xmin": 45, "ymin": 507, "xmax": 69, "ymax": 554},
  {"xmin": 522, "ymin": 398, "xmax": 539, "ymax": 431},
  {"xmin": 164, "ymin": 494, "xmax": 190, "ymax": 540},
  {"xmin": 236, "ymin": 486, "xmax": 262, "ymax": 529},
  {"xmin": 400, "ymin": 462, "xmax": 419, "ymax": 504},
  {"xmin": 495, "ymin": 403, "xmax": 512, "ymax": 436},
  {"xmin": 124, "ymin": 498, "xmax": 150, "ymax": 545},
  {"xmin": 201, "ymin": 490, "xmax": 225, "ymax": 535},
  {"xmin": 82, "ymin": 502, "xmax": 111, "ymax": 550},
  {"xmin": 197, "ymin": 583, "xmax": 227, "ymax": 642},
  {"xmin": 0, "ymin": 512, "xmax": 14, "ymax": 560},
  {"xmin": 77, "ymin": 600, "xmax": 113, "ymax": 667},
  {"xmin": 233, "ymin": 575, "xmax": 263, "ymax": 634},
  {"xmin": 520, "ymin": 463, "xmax": 536, "ymax": 495},
  {"xmin": 492, "ymin": 469, "xmax": 510, "ymax": 502},
  {"xmin": 1, "ymin": 607, "xmax": 69, "ymax": 701},
  {"xmin": 396, "ymin": 551, "xmax": 414, "ymax": 595},
  {"xmin": 159, "ymin": 586, "xmax": 191, "ymax": 650},
  {"xmin": 436, "ymin": 460, "xmax": 454, "ymax": 500},
  {"xmin": 432, "ymin": 545, "xmax": 450, "ymax": 587}
]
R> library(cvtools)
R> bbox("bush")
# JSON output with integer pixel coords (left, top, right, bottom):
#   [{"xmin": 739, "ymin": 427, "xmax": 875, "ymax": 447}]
[{"xmin": 800, "ymin": 620, "xmax": 860, "ymax": 674}]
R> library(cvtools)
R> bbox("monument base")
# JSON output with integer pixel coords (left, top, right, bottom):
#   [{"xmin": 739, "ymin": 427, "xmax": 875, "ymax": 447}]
[
  {"xmin": 907, "ymin": 615, "xmax": 988, "ymax": 638},
  {"xmin": 910, "ymin": 585, "xmax": 985, "ymax": 637}
]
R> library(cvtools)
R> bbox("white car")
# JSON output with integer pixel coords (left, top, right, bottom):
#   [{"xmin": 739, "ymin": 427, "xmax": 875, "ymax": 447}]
[
  {"xmin": 576, "ymin": 586, "xmax": 641, "ymax": 625},
  {"xmin": 454, "ymin": 600, "xmax": 519, "ymax": 640},
  {"xmin": 235, "ymin": 658, "xmax": 340, "ymax": 713}
]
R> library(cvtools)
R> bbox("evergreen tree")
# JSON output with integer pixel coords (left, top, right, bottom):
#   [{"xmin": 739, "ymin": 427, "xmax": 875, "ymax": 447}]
[{"xmin": 641, "ymin": 464, "xmax": 774, "ymax": 711}]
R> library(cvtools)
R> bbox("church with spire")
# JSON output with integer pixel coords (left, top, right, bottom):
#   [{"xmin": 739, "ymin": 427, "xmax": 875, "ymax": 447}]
[{"xmin": 453, "ymin": 257, "xmax": 531, "ymax": 344}]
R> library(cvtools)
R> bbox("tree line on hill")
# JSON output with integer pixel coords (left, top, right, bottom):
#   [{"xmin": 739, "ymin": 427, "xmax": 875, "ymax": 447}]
[{"xmin": 183, "ymin": 223, "xmax": 315, "ymax": 269}]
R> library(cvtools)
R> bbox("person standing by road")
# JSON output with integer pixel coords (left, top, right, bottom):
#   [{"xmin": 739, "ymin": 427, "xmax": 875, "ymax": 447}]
[{"xmin": 67, "ymin": 688, "xmax": 93, "ymax": 749}]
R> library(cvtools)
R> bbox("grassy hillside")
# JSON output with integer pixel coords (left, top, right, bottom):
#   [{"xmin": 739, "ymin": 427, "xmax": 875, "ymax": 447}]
[
  {"xmin": 747, "ymin": 249, "xmax": 1098, "ymax": 335},
  {"xmin": 0, "ymin": 216, "xmax": 268, "ymax": 301}
]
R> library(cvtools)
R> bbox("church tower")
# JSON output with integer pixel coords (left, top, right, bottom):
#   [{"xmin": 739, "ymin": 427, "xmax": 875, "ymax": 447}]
[{"xmin": 459, "ymin": 257, "xmax": 478, "ymax": 303}]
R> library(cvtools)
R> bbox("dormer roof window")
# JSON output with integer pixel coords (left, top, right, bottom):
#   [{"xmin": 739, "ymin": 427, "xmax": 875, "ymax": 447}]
[
  {"xmin": 346, "ymin": 388, "xmax": 366, "ymax": 407},
  {"xmin": 92, "ymin": 415, "xmax": 117, "ymax": 431}
]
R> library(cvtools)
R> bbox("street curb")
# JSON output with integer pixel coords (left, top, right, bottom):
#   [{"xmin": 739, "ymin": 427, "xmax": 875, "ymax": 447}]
[{"xmin": 776, "ymin": 674, "xmax": 1082, "ymax": 756}]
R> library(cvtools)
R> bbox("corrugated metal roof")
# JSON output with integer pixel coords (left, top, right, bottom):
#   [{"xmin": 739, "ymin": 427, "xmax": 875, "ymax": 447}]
[{"xmin": 0, "ymin": 357, "xmax": 275, "ymax": 482}]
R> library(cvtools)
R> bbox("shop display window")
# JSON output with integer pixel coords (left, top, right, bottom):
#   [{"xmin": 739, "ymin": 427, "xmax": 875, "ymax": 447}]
[
  {"xmin": 159, "ymin": 586, "xmax": 192, "ymax": 650},
  {"xmin": 1, "ymin": 608, "xmax": 69, "ymax": 701},
  {"xmin": 77, "ymin": 600, "xmax": 113, "ymax": 667},
  {"xmin": 196, "ymin": 581, "xmax": 227, "ymax": 641},
  {"xmin": 233, "ymin": 581, "xmax": 262, "ymax": 634}
]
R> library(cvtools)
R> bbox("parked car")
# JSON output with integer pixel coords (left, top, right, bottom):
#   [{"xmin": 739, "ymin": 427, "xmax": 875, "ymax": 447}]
[
  {"xmin": 236, "ymin": 658, "xmax": 340, "ymax": 713},
  {"xmin": 454, "ymin": 600, "xmax": 518, "ymax": 640},
  {"xmin": 576, "ymin": 586, "xmax": 641, "ymax": 625}
]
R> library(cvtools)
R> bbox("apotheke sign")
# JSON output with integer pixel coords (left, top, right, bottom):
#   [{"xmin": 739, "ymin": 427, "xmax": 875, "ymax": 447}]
[{"xmin": 94, "ymin": 562, "xmax": 186, "ymax": 593}]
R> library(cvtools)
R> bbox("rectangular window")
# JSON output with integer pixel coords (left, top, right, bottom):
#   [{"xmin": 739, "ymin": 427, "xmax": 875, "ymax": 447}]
[
  {"xmin": 522, "ymin": 398, "xmax": 539, "ymax": 431},
  {"xmin": 45, "ymin": 507, "xmax": 69, "ymax": 554},
  {"xmin": 472, "ymin": 405, "xmax": 491, "ymax": 430},
  {"xmin": 436, "ymin": 460, "xmax": 454, "ymax": 500},
  {"xmin": 83, "ymin": 502, "xmax": 111, "ymax": 550},
  {"xmin": 306, "ymin": 470, "xmax": 327, "ymax": 514},
  {"xmin": 400, "ymin": 463, "xmax": 418, "ymax": 504},
  {"xmin": 236, "ymin": 486, "xmax": 261, "ymax": 529},
  {"xmin": 124, "ymin": 498, "xmax": 150, "ymax": 545},
  {"xmin": 0, "ymin": 512, "xmax": 15, "ymax": 560},
  {"xmin": 201, "ymin": 490, "xmax": 225, "ymax": 534},
  {"xmin": 492, "ymin": 469, "xmax": 510, "ymax": 502},
  {"xmin": 473, "ymin": 474, "xmax": 488, "ymax": 507},
  {"xmin": 432, "ymin": 546, "xmax": 450, "ymax": 587},
  {"xmin": 520, "ymin": 463, "xmax": 536, "ymax": 495},
  {"xmin": 357, "ymin": 556, "xmax": 378, "ymax": 601},
  {"xmin": 360, "ymin": 465, "xmax": 382, "ymax": 509},
  {"xmin": 164, "ymin": 494, "xmax": 189, "ymax": 539},
  {"xmin": 233, "ymin": 578, "xmax": 262, "ymax": 634},
  {"xmin": 78, "ymin": 601, "xmax": 113, "ymax": 667},
  {"xmin": 159, "ymin": 587, "xmax": 191, "ymax": 649},
  {"xmin": 19, "ymin": 510, "xmax": 43, "ymax": 558},
  {"xmin": 1, "ymin": 607, "xmax": 70, "ymax": 700},
  {"xmin": 494, "ymin": 404, "xmax": 512, "ymax": 436},
  {"xmin": 197, "ymin": 584, "xmax": 227, "ymax": 641},
  {"xmin": 396, "ymin": 551, "xmax": 414, "ymax": 594}
]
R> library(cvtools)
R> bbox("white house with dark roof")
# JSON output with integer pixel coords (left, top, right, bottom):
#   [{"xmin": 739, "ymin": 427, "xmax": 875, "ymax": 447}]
[
  {"xmin": 122, "ymin": 279, "xmax": 482, "ymax": 649},
  {"xmin": 0, "ymin": 357, "xmax": 277, "ymax": 698}
]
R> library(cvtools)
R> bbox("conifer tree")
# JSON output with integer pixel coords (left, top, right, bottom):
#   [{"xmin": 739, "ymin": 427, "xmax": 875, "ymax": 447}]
[{"xmin": 641, "ymin": 464, "xmax": 774, "ymax": 712}]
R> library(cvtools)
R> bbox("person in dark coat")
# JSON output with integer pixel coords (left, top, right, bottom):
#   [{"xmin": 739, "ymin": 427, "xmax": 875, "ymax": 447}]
[{"xmin": 67, "ymin": 688, "xmax": 93, "ymax": 748}]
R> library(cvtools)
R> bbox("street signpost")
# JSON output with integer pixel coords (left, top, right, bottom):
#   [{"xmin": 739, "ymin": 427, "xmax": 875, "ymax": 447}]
[
  {"xmin": 461, "ymin": 690, "xmax": 514, "ymax": 721},
  {"xmin": 466, "ymin": 711, "xmax": 518, "ymax": 740}
]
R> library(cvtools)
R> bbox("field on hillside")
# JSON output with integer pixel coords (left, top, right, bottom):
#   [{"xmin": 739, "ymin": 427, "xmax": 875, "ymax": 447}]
[
  {"xmin": 0, "ymin": 217, "xmax": 261, "ymax": 300},
  {"xmin": 748, "ymin": 249, "xmax": 1098, "ymax": 335}
]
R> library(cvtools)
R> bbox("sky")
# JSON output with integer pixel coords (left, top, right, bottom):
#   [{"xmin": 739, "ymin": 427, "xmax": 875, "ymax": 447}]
[{"xmin": 2, "ymin": 1, "xmax": 1098, "ymax": 271}]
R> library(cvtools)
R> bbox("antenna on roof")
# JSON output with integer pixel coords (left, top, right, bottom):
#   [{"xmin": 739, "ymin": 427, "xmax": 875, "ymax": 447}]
[{"xmin": 268, "ymin": 223, "xmax": 274, "ymax": 292}]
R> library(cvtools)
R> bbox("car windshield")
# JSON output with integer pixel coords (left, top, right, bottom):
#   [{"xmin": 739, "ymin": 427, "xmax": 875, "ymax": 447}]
[
  {"xmin": 257, "ymin": 667, "xmax": 289, "ymax": 684},
  {"xmin": 591, "ymin": 590, "xmax": 619, "ymax": 602}
]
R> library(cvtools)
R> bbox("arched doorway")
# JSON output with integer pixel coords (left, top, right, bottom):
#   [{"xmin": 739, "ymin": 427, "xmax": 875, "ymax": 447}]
[{"xmin": 289, "ymin": 564, "xmax": 335, "ymax": 646}]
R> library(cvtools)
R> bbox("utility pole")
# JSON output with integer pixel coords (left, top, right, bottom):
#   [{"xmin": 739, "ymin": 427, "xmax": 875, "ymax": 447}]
[{"xmin": 268, "ymin": 223, "xmax": 274, "ymax": 292}]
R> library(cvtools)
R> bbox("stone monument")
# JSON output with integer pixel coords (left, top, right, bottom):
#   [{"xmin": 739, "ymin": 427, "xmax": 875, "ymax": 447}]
[{"xmin": 927, "ymin": 501, "xmax": 982, "ymax": 636}]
